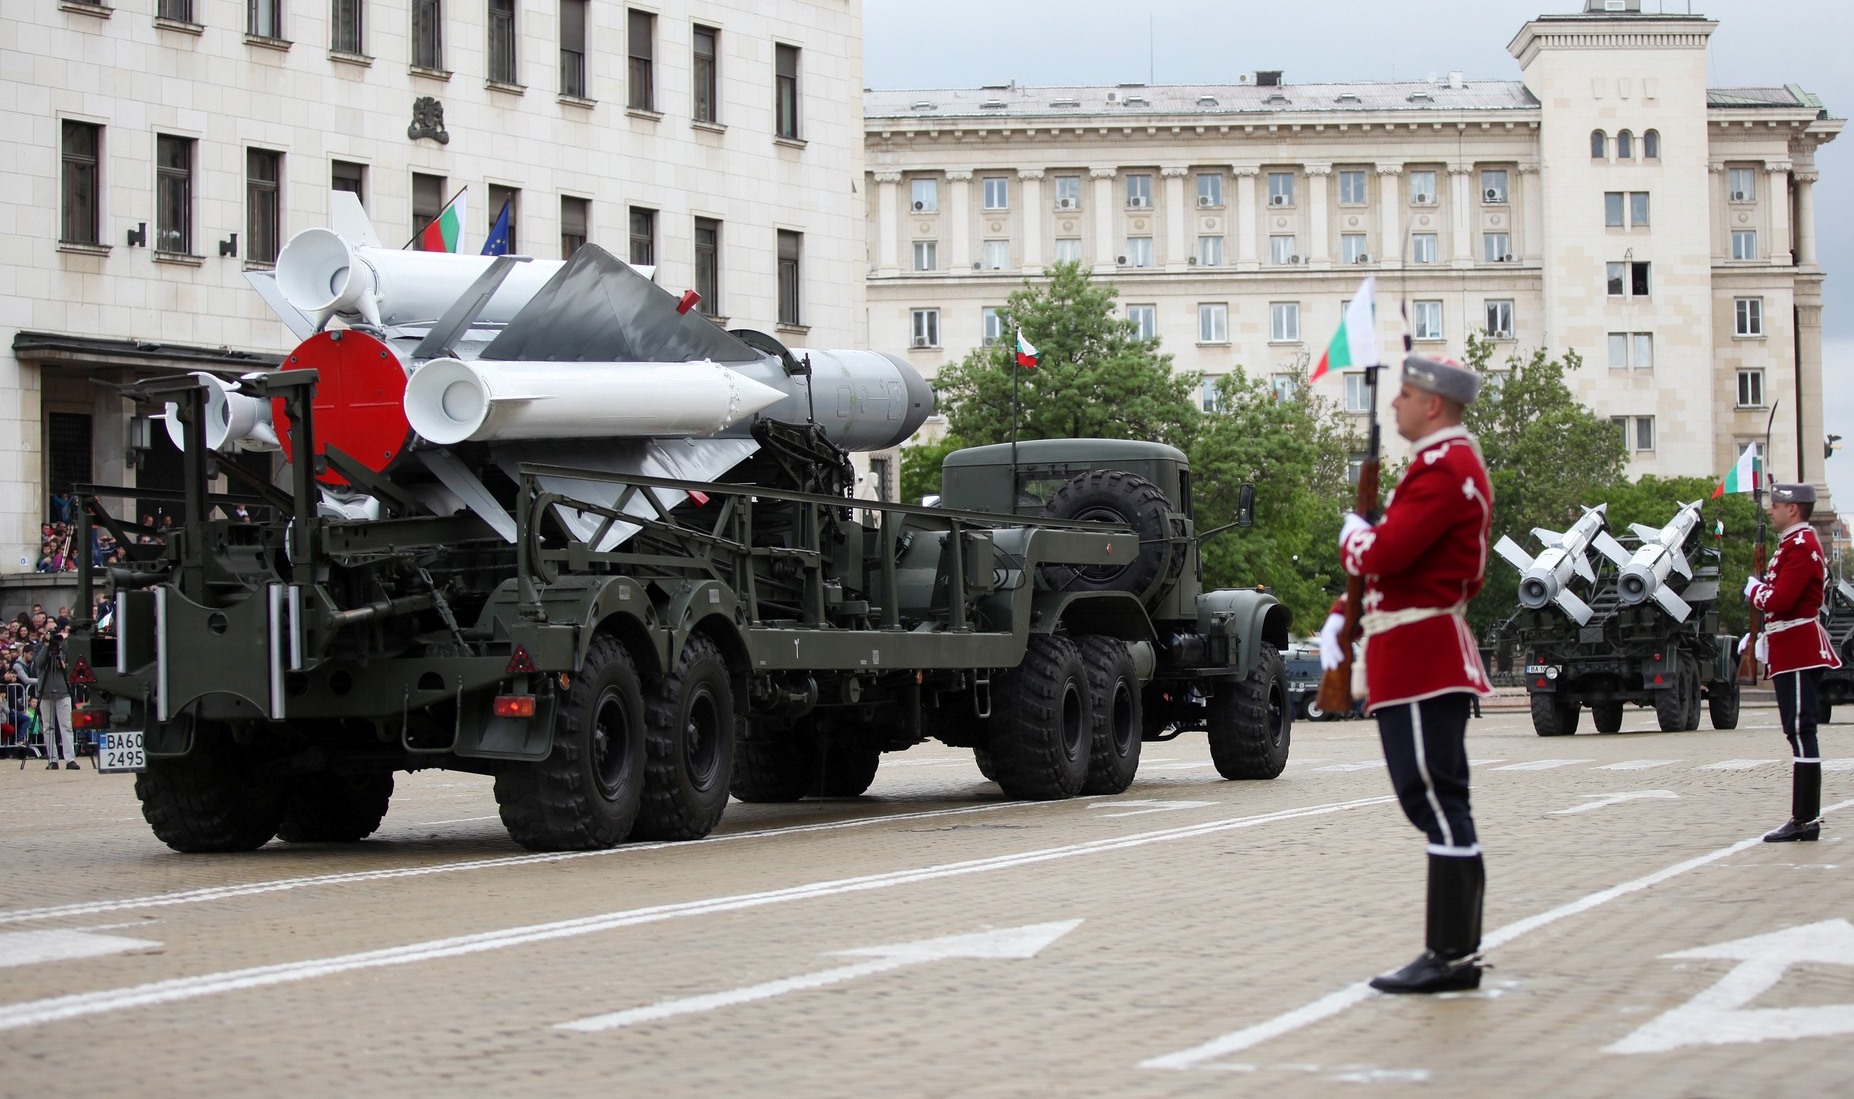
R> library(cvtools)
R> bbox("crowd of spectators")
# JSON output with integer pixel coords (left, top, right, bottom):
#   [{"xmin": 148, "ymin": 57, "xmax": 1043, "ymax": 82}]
[
  {"xmin": 33, "ymin": 508, "xmax": 181, "ymax": 574},
  {"xmin": 2, "ymin": 605, "xmax": 89, "ymax": 766}
]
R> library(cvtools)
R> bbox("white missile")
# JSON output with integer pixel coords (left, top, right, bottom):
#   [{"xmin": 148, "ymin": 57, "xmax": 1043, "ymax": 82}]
[
  {"xmin": 403, "ymin": 357, "xmax": 788, "ymax": 445},
  {"xmin": 162, "ymin": 371, "xmax": 279, "ymax": 453},
  {"xmin": 1616, "ymin": 500, "xmax": 1704, "ymax": 621},
  {"xmin": 1494, "ymin": 503, "xmax": 1618, "ymax": 625}
]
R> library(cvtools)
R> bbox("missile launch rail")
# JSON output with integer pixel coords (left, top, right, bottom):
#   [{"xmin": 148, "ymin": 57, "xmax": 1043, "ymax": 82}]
[{"xmin": 66, "ymin": 374, "xmax": 1291, "ymax": 854}]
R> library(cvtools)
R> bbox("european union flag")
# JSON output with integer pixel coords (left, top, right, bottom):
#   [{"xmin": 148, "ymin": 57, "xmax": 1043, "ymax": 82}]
[{"xmin": 482, "ymin": 200, "xmax": 512, "ymax": 256}]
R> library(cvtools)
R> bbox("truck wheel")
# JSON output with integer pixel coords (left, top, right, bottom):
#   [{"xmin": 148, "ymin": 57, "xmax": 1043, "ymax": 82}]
[
  {"xmin": 1078, "ymin": 636, "xmax": 1142, "ymax": 795},
  {"xmin": 811, "ymin": 734, "xmax": 882, "ymax": 798},
  {"xmin": 1040, "ymin": 470, "xmax": 1180, "ymax": 603},
  {"xmin": 1680, "ymin": 653, "xmax": 1703, "ymax": 731},
  {"xmin": 1822, "ymin": 704, "xmax": 1835, "ymax": 726},
  {"xmin": 731, "ymin": 723, "xmax": 818, "ymax": 803},
  {"xmin": 1591, "ymin": 702, "xmax": 1624, "ymax": 734},
  {"xmin": 277, "ymin": 772, "xmax": 394, "ymax": 842},
  {"xmin": 1708, "ymin": 680, "xmax": 1742, "ymax": 730},
  {"xmin": 1653, "ymin": 670, "xmax": 1687, "ymax": 733},
  {"xmin": 135, "ymin": 720, "xmax": 284, "ymax": 853},
  {"xmin": 973, "ymin": 747, "xmax": 998, "ymax": 782},
  {"xmin": 1208, "ymin": 642, "xmax": 1292, "ymax": 779},
  {"xmin": 634, "ymin": 634, "xmax": 736, "ymax": 839},
  {"xmin": 988, "ymin": 635, "xmax": 1092, "ymax": 800},
  {"xmin": 494, "ymin": 633, "xmax": 646, "ymax": 851},
  {"xmin": 1304, "ymin": 693, "xmax": 1328, "ymax": 722},
  {"xmin": 1530, "ymin": 694, "xmax": 1579, "ymax": 736}
]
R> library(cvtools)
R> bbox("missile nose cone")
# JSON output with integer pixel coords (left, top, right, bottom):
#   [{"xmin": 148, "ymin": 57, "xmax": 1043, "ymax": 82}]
[{"xmin": 724, "ymin": 369, "xmax": 788, "ymax": 427}]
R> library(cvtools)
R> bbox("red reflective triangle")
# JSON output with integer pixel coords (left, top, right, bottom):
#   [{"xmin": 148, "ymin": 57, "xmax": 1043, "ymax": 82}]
[
  {"xmin": 506, "ymin": 645, "xmax": 537, "ymax": 674},
  {"xmin": 70, "ymin": 660, "xmax": 97, "ymax": 686}
]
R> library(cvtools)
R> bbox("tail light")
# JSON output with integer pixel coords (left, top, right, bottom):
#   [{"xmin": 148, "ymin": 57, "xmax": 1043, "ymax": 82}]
[
  {"xmin": 73, "ymin": 707, "xmax": 110, "ymax": 730},
  {"xmin": 493, "ymin": 695, "xmax": 537, "ymax": 719}
]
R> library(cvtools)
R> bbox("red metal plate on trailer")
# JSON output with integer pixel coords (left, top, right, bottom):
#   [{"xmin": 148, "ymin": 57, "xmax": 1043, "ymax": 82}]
[{"xmin": 272, "ymin": 330, "xmax": 410, "ymax": 487}]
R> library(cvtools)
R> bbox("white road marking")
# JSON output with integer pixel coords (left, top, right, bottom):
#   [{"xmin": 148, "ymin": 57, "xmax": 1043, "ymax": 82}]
[
  {"xmin": 1138, "ymin": 761, "xmax": 1217, "ymax": 772},
  {"xmin": 1087, "ymin": 800, "xmax": 1215, "ymax": 818},
  {"xmin": 1139, "ymin": 795, "xmax": 1854, "ymax": 1072},
  {"xmin": 1607, "ymin": 919, "xmax": 1854, "ymax": 1054},
  {"xmin": 556, "ymin": 920, "xmax": 1080, "ymax": 1033},
  {"xmin": 1599, "ymin": 760, "xmax": 1682, "ymax": 771},
  {"xmin": 1551, "ymin": 791, "xmax": 1679, "ymax": 815},
  {"xmin": 0, "ymin": 794, "xmax": 1394, "ymax": 1033},
  {"xmin": 1468, "ymin": 759, "xmax": 1509, "ymax": 767},
  {"xmin": 1702, "ymin": 759, "xmax": 1780, "ymax": 771},
  {"xmin": 0, "ymin": 930, "xmax": 163, "ymax": 969},
  {"xmin": 401, "ymin": 816, "xmax": 500, "ymax": 827},
  {"xmin": 1823, "ymin": 760, "xmax": 1854, "ymax": 772},
  {"xmin": 1491, "ymin": 759, "xmax": 1595, "ymax": 772},
  {"xmin": 1313, "ymin": 761, "xmax": 1385, "ymax": 772}
]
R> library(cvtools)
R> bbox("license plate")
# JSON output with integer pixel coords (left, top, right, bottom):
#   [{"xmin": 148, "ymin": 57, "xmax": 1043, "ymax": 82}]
[
  {"xmin": 97, "ymin": 730, "xmax": 147, "ymax": 774},
  {"xmin": 1524, "ymin": 664, "xmax": 1550, "ymax": 674}
]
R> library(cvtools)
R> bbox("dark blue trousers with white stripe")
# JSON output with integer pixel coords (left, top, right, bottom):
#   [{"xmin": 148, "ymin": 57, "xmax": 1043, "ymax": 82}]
[
  {"xmin": 1772, "ymin": 668, "xmax": 1823, "ymax": 763},
  {"xmin": 1375, "ymin": 693, "xmax": 1478, "ymax": 856}
]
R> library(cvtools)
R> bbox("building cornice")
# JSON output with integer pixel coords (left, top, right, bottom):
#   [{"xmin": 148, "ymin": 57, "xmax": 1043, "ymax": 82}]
[{"xmin": 1507, "ymin": 16, "xmax": 1716, "ymax": 68}]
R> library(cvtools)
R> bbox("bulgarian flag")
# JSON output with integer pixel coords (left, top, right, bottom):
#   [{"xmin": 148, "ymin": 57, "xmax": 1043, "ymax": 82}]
[
  {"xmin": 412, "ymin": 189, "xmax": 467, "ymax": 252},
  {"xmin": 1712, "ymin": 442, "xmax": 1760, "ymax": 499},
  {"xmin": 1311, "ymin": 276, "xmax": 1377, "ymax": 382},
  {"xmin": 1015, "ymin": 329, "xmax": 1039, "ymax": 370}
]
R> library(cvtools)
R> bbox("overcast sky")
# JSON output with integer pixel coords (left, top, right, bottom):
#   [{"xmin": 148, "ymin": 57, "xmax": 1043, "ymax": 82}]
[{"xmin": 864, "ymin": 0, "xmax": 1854, "ymax": 506}]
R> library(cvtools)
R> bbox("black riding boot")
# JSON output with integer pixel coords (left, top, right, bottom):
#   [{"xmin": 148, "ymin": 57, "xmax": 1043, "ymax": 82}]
[
  {"xmin": 1370, "ymin": 854, "xmax": 1485, "ymax": 994},
  {"xmin": 1764, "ymin": 763, "xmax": 1823, "ymax": 842}
]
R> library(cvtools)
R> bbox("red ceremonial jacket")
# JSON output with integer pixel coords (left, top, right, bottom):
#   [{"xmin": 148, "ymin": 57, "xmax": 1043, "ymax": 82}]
[
  {"xmin": 1332, "ymin": 425, "xmax": 1495, "ymax": 712},
  {"xmin": 1752, "ymin": 521, "xmax": 1842, "ymax": 675}
]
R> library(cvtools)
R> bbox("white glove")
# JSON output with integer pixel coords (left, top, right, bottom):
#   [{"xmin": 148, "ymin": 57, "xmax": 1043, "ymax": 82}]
[
  {"xmin": 1756, "ymin": 634, "xmax": 1769, "ymax": 663},
  {"xmin": 1743, "ymin": 575, "xmax": 1765, "ymax": 600},
  {"xmin": 1339, "ymin": 512, "xmax": 1371, "ymax": 551},
  {"xmin": 1317, "ymin": 612, "xmax": 1348, "ymax": 671},
  {"xmin": 1737, "ymin": 632, "xmax": 1751, "ymax": 655}
]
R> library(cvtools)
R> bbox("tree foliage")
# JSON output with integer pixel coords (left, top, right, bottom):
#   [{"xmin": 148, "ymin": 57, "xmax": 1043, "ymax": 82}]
[{"xmin": 898, "ymin": 432, "xmax": 964, "ymax": 505}]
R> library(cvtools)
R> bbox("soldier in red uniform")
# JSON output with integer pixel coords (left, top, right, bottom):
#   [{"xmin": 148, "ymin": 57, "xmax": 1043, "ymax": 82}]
[
  {"xmin": 1744, "ymin": 482, "xmax": 1840, "ymax": 842},
  {"xmin": 1318, "ymin": 353, "xmax": 1494, "ymax": 993}
]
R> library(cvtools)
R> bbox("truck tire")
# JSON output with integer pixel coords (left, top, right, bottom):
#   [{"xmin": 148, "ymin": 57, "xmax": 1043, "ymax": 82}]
[
  {"xmin": 135, "ymin": 721, "xmax": 284, "ymax": 853},
  {"xmin": 810, "ymin": 735, "xmax": 882, "ymax": 798},
  {"xmin": 1531, "ymin": 694, "xmax": 1579, "ymax": 736},
  {"xmin": 1708, "ymin": 680, "xmax": 1742, "ymax": 730},
  {"xmin": 1078, "ymin": 636, "xmax": 1142, "ymax": 795},
  {"xmin": 730, "ymin": 723, "xmax": 818, "ymax": 803},
  {"xmin": 277, "ymin": 772, "xmax": 394, "ymax": 842},
  {"xmin": 1654, "ymin": 670, "xmax": 1686, "ymax": 733},
  {"xmin": 1591, "ymin": 702, "xmax": 1625, "ymax": 734},
  {"xmin": 1041, "ymin": 470, "xmax": 1180, "ymax": 603},
  {"xmin": 1208, "ymin": 642, "xmax": 1292, "ymax": 779},
  {"xmin": 973, "ymin": 747, "xmax": 998, "ymax": 782},
  {"xmin": 634, "ymin": 634, "xmax": 736, "ymax": 840},
  {"xmin": 1304, "ymin": 693, "xmax": 1329, "ymax": 721},
  {"xmin": 1822, "ymin": 704, "xmax": 1834, "ymax": 726},
  {"xmin": 494, "ymin": 633, "xmax": 646, "ymax": 851},
  {"xmin": 988, "ymin": 635, "xmax": 1092, "ymax": 800},
  {"xmin": 1680, "ymin": 653, "xmax": 1703, "ymax": 731}
]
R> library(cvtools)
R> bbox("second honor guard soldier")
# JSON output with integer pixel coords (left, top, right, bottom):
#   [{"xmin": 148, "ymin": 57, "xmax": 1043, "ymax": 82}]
[
  {"xmin": 1745, "ymin": 482, "xmax": 1840, "ymax": 841},
  {"xmin": 1318, "ymin": 354, "xmax": 1496, "ymax": 993}
]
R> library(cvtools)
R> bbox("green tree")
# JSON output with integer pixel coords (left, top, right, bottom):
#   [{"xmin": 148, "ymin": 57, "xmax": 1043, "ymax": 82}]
[{"xmin": 898, "ymin": 432, "xmax": 964, "ymax": 505}]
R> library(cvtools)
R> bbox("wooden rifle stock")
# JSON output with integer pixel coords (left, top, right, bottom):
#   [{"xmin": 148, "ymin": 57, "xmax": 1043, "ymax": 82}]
[
  {"xmin": 1736, "ymin": 533, "xmax": 1767, "ymax": 685},
  {"xmin": 1317, "ymin": 455, "xmax": 1380, "ymax": 712}
]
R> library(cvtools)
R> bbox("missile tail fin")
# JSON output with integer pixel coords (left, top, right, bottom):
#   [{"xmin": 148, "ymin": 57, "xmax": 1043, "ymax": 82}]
[
  {"xmin": 1572, "ymin": 552, "xmax": 1595, "ymax": 583},
  {"xmin": 1592, "ymin": 531, "xmax": 1631, "ymax": 567},
  {"xmin": 1652, "ymin": 585, "xmax": 1692, "ymax": 623},
  {"xmin": 1530, "ymin": 527, "xmax": 1564, "ymax": 549},
  {"xmin": 330, "ymin": 190, "xmax": 383, "ymax": 250},
  {"xmin": 1494, "ymin": 535, "xmax": 1535, "ymax": 574},
  {"xmin": 244, "ymin": 271, "xmax": 319, "ymax": 342},
  {"xmin": 1629, "ymin": 523, "xmax": 1662, "ymax": 542},
  {"xmin": 1672, "ymin": 548, "xmax": 1692, "ymax": 579},
  {"xmin": 1555, "ymin": 589, "xmax": 1595, "ymax": 626}
]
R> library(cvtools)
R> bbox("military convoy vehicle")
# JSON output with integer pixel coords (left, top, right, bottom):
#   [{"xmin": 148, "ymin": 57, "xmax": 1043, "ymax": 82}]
[{"xmin": 1815, "ymin": 577, "xmax": 1854, "ymax": 723}]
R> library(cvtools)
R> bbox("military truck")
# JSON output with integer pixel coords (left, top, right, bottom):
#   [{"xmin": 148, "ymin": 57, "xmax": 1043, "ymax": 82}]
[
  {"xmin": 1814, "ymin": 577, "xmax": 1854, "ymax": 723},
  {"xmin": 67, "ymin": 379, "xmax": 1290, "ymax": 855}
]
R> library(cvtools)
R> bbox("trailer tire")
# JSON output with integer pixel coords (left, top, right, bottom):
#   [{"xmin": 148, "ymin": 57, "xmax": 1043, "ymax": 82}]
[
  {"xmin": 1078, "ymin": 636, "xmax": 1142, "ymax": 795},
  {"xmin": 1208, "ymin": 642, "xmax": 1292, "ymax": 779},
  {"xmin": 136, "ymin": 721, "xmax": 284, "ymax": 853},
  {"xmin": 810, "ymin": 731, "xmax": 882, "ymax": 798},
  {"xmin": 1041, "ymin": 470, "xmax": 1180, "ymax": 603},
  {"xmin": 277, "ymin": 772, "xmax": 394, "ymax": 842},
  {"xmin": 1531, "ymin": 694, "xmax": 1579, "ymax": 736},
  {"xmin": 1591, "ymin": 702, "xmax": 1625, "ymax": 734},
  {"xmin": 495, "ymin": 633, "xmax": 646, "ymax": 851},
  {"xmin": 1681, "ymin": 653, "xmax": 1704, "ymax": 731},
  {"xmin": 634, "ymin": 635, "xmax": 736, "ymax": 840},
  {"xmin": 730, "ymin": 723, "xmax": 818, "ymax": 803},
  {"xmin": 1708, "ymin": 679, "xmax": 1742, "ymax": 730},
  {"xmin": 1654, "ymin": 668, "xmax": 1687, "ymax": 733},
  {"xmin": 988, "ymin": 635, "xmax": 1092, "ymax": 800}
]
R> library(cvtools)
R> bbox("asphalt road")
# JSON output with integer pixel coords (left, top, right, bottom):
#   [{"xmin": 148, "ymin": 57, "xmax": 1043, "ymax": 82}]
[{"xmin": 0, "ymin": 705, "xmax": 1848, "ymax": 1098}]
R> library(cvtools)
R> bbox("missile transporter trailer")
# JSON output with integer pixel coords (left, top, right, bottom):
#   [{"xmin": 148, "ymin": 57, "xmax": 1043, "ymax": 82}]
[
  {"xmin": 67, "ymin": 377, "xmax": 1291, "ymax": 854},
  {"xmin": 1814, "ymin": 578, "xmax": 1854, "ymax": 723}
]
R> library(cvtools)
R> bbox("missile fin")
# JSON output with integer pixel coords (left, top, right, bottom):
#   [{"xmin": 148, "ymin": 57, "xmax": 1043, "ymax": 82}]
[
  {"xmin": 243, "ymin": 271, "xmax": 319, "ymax": 341},
  {"xmin": 1530, "ymin": 527, "xmax": 1564, "ymax": 548},
  {"xmin": 1672, "ymin": 547, "xmax": 1692, "ymax": 579},
  {"xmin": 1572, "ymin": 551, "xmax": 1595, "ymax": 583},
  {"xmin": 1652, "ymin": 585, "xmax": 1692, "ymax": 623},
  {"xmin": 1554, "ymin": 589, "xmax": 1595, "ymax": 626},
  {"xmin": 1629, "ymin": 523, "xmax": 1662, "ymax": 542},
  {"xmin": 330, "ymin": 190, "xmax": 383, "ymax": 249},
  {"xmin": 498, "ymin": 437, "xmax": 760, "ymax": 552},
  {"xmin": 1494, "ymin": 535, "xmax": 1535, "ymax": 573},
  {"xmin": 414, "ymin": 254, "xmax": 531, "ymax": 361},
  {"xmin": 1592, "ymin": 531, "xmax": 1631, "ymax": 567},
  {"xmin": 416, "ymin": 450, "xmax": 518, "ymax": 544}
]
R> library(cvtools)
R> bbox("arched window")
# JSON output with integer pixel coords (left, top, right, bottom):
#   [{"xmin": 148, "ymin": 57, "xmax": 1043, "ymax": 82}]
[
  {"xmin": 1591, "ymin": 130, "xmax": 1607, "ymax": 158},
  {"xmin": 1617, "ymin": 130, "xmax": 1634, "ymax": 159},
  {"xmin": 1643, "ymin": 129, "xmax": 1660, "ymax": 159}
]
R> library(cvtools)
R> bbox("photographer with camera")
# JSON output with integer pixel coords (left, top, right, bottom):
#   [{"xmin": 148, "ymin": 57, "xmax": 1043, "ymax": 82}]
[{"xmin": 30, "ymin": 624, "xmax": 78, "ymax": 770}]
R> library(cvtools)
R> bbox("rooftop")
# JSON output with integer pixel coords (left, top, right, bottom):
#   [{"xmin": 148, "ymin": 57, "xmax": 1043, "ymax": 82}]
[{"xmin": 866, "ymin": 80, "xmax": 1539, "ymax": 121}]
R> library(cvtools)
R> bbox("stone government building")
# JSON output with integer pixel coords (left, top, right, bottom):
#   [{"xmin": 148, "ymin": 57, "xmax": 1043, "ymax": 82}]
[{"xmin": 864, "ymin": 0, "xmax": 1841, "ymax": 501}]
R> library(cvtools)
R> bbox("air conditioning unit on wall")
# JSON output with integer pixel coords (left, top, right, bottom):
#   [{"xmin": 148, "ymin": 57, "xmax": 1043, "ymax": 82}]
[
  {"xmin": 1198, "ymin": 195, "xmax": 1214, "ymax": 207},
  {"xmin": 1128, "ymin": 196, "xmax": 1149, "ymax": 209},
  {"xmin": 912, "ymin": 200, "xmax": 926, "ymax": 211},
  {"xmin": 1269, "ymin": 194, "xmax": 1289, "ymax": 206},
  {"xmin": 1056, "ymin": 197, "xmax": 1076, "ymax": 209}
]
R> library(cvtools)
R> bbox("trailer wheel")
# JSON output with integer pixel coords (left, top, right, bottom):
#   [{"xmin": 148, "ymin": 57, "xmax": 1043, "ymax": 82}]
[
  {"xmin": 1041, "ymin": 470, "xmax": 1181, "ymax": 603},
  {"xmin": 1208, "ymin": 642, "xmax": 1292, "ymax": 779},
  {"xmin": 136, "ymin": 720, "xmax": 284, "ymax": 853},
  {"xmin": 1681, "ymin": 654, "xmax": 1704, "ymax": 731},
  {"xmin": 1591, "ymin": 702, "xmax": 1625, "ymax": 734},
  {"xmin": 730, "ymin": 722, "xmax": 818, "ymax": 803},
  {"xmin": 634, "ymin": 634, "xmax": 736, "ymax": 840},
  {"xmin": 495, "ymin": 633, "xmax": 646, "ymax": 851},
  {"xmin": 1708, "ymin": 679, "xmax": 1742, "ymax": 730},
  {"xmin": 1078, "ymin": 636, "xmax": 1142, "ymax": 795},
  {"xmin": 1653, "ymin": 669, "xmax": 1687, "ymax": 732},
  {"xmin": 810, "ymin": 729, "xmax": 882, "ymax": 798},
  {"xmin": 1531, "ymin": 694, "xmax": 1579, "ymax": 736},
  {"xmin": 988, "ymin": 635, "xmax": 1092, "ymax": 800},
  {"xmin": 277, "ymin": 772, "xmax": 394, "ymax": 842}
]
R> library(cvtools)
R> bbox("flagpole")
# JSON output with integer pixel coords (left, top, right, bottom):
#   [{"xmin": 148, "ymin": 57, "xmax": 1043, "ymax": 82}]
[
  {"xmin": 402, "ymin": 186, "xmax": 468, "ymax": 250},
  {"xmin": 1010, "ymin": 326, "xmax": 1020, "ymax": 514}
]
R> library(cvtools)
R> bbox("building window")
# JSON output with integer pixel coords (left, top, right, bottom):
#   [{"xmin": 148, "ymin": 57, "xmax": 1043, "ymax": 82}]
[
  {"xmin": 694, "ymin": 217, "xmax": 719, "ymax": 314},
  {"xmin": 1054, "ymin": 174, "xmax": 1081, "ymax": 210},
  {"xmin": 982, "ymin": 306, "xmax": 1003, "ymax": 347},
  {"xmin": 412, "ymin": 171, "xmax": 445, "ymax": 236},
  {"xmin": 245, "ymin": 148, "xmax": 281, "ymax": 264},
  {"xmin": 1201, "ymin": 377, "xmax": 1226, "ymax": 413},
  {"xmin": 1054, "ymin": 238, "xmax": 1081, "ymax": 263},
  {"xmin": 1341, "ymin": 234, "xmax": 1368, "ymax": 263},
  {"xmin": 487, "ymin": 184, "xmax": 517, "ymax": 254},
  {"xmin": 1728, "ymin": 167, "xmax": 1755, "ymax": 202},
  {"xmin": 1412, "ymin": 300, "xmax": 1442, "ymax": 341},
  {"xmin": 155, "ymin": 134, "xmax": 193, "ymax": 254},
  {"xmin": 60, "ymin": 121, "xmax": 100, "ymax": 245},
  {"xmin": 1484, "ymin": 300, "xmax": 1514, "ymax": 339},
  {"xmin": 626, "ymin": 8, "xmax": 653, "ymax": 109},
  {"xmin": 1199, "ymin": 303, "xmax": 1228, "ymax": 344},
  {"xmin": 412, "ymin": 0, "xmax": 443, "ymax": 69},
  {"xmin": 1196, "ymin": 172, "xmax": 1223, "ymax": 207},
  {"xmin": 692, "ymin": 24, "xmax": 718, "ymax": 122},
  {"xmin": 1412, "ymin": 233, "xmax": 1437, "ymax": 264},
  {"xmin": 1197, "ymin": 235, "xmax": 1223, "ymax": 266},
  {"xmin": 1606, "ymin": 261, "xmax": 1651, "ymax": 297},
  {"xmin": 487, "ymin": 0, "xmax": 516, "ymax": 82},
  {"xmin": 1127, "ymin": 304, "xmax": 1156, "ymax": 341},
  {"xmin": 1737, "ymin": 369, "xmax": 1765, "ymax": 408},
  {"xmin": 1125, "ymin": 173, "xmax": 1152, "ymax": 208},
  {"xmin": 1481, "ymin": 169, "xmax": 1508, "ymax": 204},
  {"xmin": 249, "ymin": 0, "xmax": 281, "ymax": 37},
  {"xmin": 982, "ymin": 177, "xmax": 1008, "ymax": 211},
  {"xmin": 1338, "ymin": 169, "xmax": 1368, "ymax": 205},
  {"xmin": 1616, "ymin": 130, "xmax": 1634, "ymax": 159},
  {"xmin": 1732, "ymin": 229, "xmax": 1757, "ymax": 261},
  {"xmin": 1125, "ymin": 237, "xmax": 1152, "ymax": 267},
  {"xmin": 1630, "ymin": 192, "xmax": 1649, "ymax": 227},
  {"xmin": 332, "ymin": 160, "xmax": 366, "ymax": 206},
  {"xmin": 1266, "ymin": 171, "xmax": 1294, "ymax": 206},
  {"xmin": 1269, "ymin": 374, "xmax": 1295, "ymax": 402},
  {"xmin": 560, "ymin": 0, "xmax": 587, "ymax": 97},
  {"xmin": 1408, "ymin": 170, "xmax": 1436, "ymax": 205},
  {"xmin": 777, "ymin": 229, "xmax": 801, "ymax": 325},
  {"xmin": 1590, "ymin": 130, "xmax": 1607, "ymax": 159},
  {"xmin": 1603, "ymin": 192, "xmax": 1649, "ymax": 228},
  {"xmin": 774, "ymin": 43, "xmax": 800, "ymax": 139},
  {"xmin": 982, "ymin": 239, "xmax": 1008, "ymax": 270},
  {"xmin": 1269, "ymin": 235, "xmax": 1296, "ymax": 265},
  {"xmin": 331, "ymin": 0, "xmax": 362, "ymax": 53},
  {"xmin": 911, "ymin": 178, "xmax": 937, "ymax": 213},
  {"xmin": 1624, "ymin": 416, "xmax": 1654, "ymax": 451},
  {"xmin": 561, "ymin": 196, "xmax": 589, "ymax": 258},
  {"xmin": 1343, "ymin": 372, "xmax": 1371, "ymax": 413},
  {"xmin": 1643, "ymin": 130, "xmax": 1660, "ymax": 159},
  {"xmin": 1606, "ymin": 332, "xmax": 1653, "ymax": 369},
  {"xmin": 158, "ymin": 0, "xmax": 192, "ymax": 20},
  {"xmin": 1270, "ymin": 302, "xmax": 1300, "ymax": 342},
  {"xmin": 1734, "ymin": 297, "xmax": 1763, "ymax": 337},
  {"xmin": 628, "ymin": 206, "xmax": 655, "ymax": 266},
  {"xmin": 910, "ymin": 308, "xmax": 939, "ymax": 348},
  {"xmin": 1483, "ymin": 233, "xmax": 1510, "ymax": 262},
  {"xmin": 912, "ymin": 240, "xmax": 937, "ymax": 271}
]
